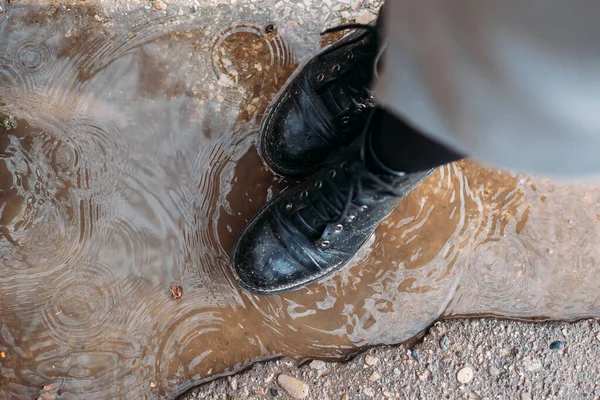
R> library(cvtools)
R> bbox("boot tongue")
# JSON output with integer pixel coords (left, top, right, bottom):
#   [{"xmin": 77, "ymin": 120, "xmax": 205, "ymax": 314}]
[
  {"xmin": 295, "ymin": 210, "xmax": 328, "ymax": 240},
  {"xmin": 320, "ymin": 67, "xmax": 366, "ymax": 114}
]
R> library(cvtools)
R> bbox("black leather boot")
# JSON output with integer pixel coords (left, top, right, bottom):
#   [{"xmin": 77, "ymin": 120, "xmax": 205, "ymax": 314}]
[
  {"xmin": 232, "ymin": 124, "xmax": 434, "ymax": 294},
  {"xmin": 261, "ymin": 22, "xmax": 380, "ymax": 176}
]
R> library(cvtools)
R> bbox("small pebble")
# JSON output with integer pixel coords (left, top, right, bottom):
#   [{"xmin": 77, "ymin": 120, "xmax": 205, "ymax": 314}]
[
  {"xmin": 368, "ymin": 371, "xmax": 380, "ymax": 382},
  {"xmin": 382, "ymin": 388, "xmax": 392, "ymax": 398},
  {"xmin": 393, "ymin": 368, "xmax": 401, "ymax": 375},
  {"xmin": 364, "ymin": 355, "xmax": 379, "ymax": 366},
  {"xmin": 418, "ymin": 370, "xmax": 431, "ymax": 381},
  {"xmin": 457, "ymin": 366, "xmax": 474, "ymax": 384},
  {"xmin": 340, "ymin": 394, "xmax": 349, "ymax": 400},
  {"xmin": 354, "ymin": 10, "xmax": 377, "ymax": 24},
  {"xmin": 277, "ymin": 374, "xmax": 309, "ymax": 399},
  {"xmin": 549, "ymin": 341, "xmax": 564, "ymax": 350},
  {"xmin": 169, "ymin": 284, "xmax": 183, "ymax": 299},
  {"xmin": 439, "ymin": 335, "xmax": 450, "ymax": 350},
  {"xmin": 503, "ymin": 348, "xmax": 517, "ymax": 358},
  {"xmin": 523, "ymin": 356, "xmax": 542, "ymax": 372},
  {"xmin": 269, "ymin": 388, "xmax": 281, "ymax": 397},
  {"xmin": 411, "ymin": 349, "xmax": 421, "ymax": 362},
  {"xmin": 489, "ymin": 366, "xmax": 500, "ymax": 377},
  {"xmin": 228, "ymin": 376, "xmax": 238, "ymax": 391},
  {"xmin": 520, "ymin": 393, "xmax": 532, "ymax": 400},
  {"xmin": 363, "ymin": 387, "xmax": 375, "ymax": 397},
  {"xmin": 309, "ymin": 360, "xmax": 326, "ymax": 371},
  {"xmin": 264, "ymin": 24, "xmax": 276, "ymax": 34},
  {"xmin": 155, "ymin": 0, "xmax": 167, "ymax": 10}
]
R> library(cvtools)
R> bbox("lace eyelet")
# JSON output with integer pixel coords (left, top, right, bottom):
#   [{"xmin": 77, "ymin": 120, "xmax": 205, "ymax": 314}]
[
  {"xmin": 317, "ymin": 240, "xmax": 331, "ymax": 249},
  {"xmin": 357, "ymin": 103, "xmax": 366, "ymax": 111},
  {"xmin": 316, "ymin": 73, "xmax": 325, "ymax": 82},
  {"xmin": 347, "ymin": 215, "xmax": 357, "ymax": 223},
  {"xmin": 332, "ymin": 64, "xmax": 341, "ymax": 72},
  {"xmin": 285, "ymin": 202, "xmax": 293, "ymax": 213},
  {"xmin": 301, "ymin": 190, "xmax": 309, "ymax": 198},
  {"xmin": 340, "ymin": 116, "xmax": 350, "ymax": 126},
  {"xmin": 347, "ymin": 52, "xmax": 354, "ymax": 59},
  {"xmin": 334, "ymin": 224, "xmax": 343, "ymax": 232},
  {"xmin": 360, "ymin": 205, "xmax": 369, "ymax": 212},
  {"xmin": 340, "ymin": 162, "xmax": 348, "ymax": 170},
  {"xmin": 329, "ymin": 169, "xmax": 336, "ymax": 178},
  {"xmin": 315, "ymin": 180, "xmax": 323, "ymax": 188}
]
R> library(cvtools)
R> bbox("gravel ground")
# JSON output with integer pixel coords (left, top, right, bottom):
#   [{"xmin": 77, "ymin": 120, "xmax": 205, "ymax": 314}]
[{"xmin": 181, "ymin": 318, "xmax": 600, "ymax": 400}]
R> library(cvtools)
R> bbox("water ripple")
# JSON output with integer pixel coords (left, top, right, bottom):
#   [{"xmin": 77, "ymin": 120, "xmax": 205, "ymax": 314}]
[
  {"xmin": 40, "ymin": 260, "xmax": 124, "ymax": 347},
  {"xmin": 0, "ymin": 0, "xmax": 9, "ymax": 26},
  {"xmin": 12, "ymin": 40, "xmax": 52, "ymax": 75}
]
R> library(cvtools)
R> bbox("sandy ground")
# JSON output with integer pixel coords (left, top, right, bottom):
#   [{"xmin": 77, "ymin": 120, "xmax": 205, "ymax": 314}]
[{"xmin": 181, "ymin": 318, "xmax": 600, "ymax": 399}]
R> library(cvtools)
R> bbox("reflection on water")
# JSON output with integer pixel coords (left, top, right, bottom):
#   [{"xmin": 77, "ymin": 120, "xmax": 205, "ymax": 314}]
[{"xmin": 1, "ymin": 3, "xmax": 600, "ymax": 399}]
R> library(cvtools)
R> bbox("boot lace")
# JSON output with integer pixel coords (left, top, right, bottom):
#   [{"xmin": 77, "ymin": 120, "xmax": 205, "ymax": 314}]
[
  {"xmin": 295, "ymin": 24, "xmax": 378, "ymax": 143},
  {"xmin": 291, "ymin": 161, "xmax": 405, "ymax": 238}
]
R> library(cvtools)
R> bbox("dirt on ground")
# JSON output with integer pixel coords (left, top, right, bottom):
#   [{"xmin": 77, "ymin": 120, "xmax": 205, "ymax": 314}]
[{"xmin": 182, "ymin": 318, "xmax": 600, "ymax": 400}]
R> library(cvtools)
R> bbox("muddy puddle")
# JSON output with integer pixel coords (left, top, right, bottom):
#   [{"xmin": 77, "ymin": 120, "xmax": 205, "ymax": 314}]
[{"xmin": 1, "ymin": 2, "xmax": 600, "ymax": 399}]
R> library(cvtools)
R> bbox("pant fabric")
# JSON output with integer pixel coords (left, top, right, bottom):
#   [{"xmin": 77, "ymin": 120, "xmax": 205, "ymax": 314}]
[
  {"xmin": 375, "ymin": 0, "xmax": 600, "ymax": 178},
  {"xmin": 371, "ymin": 107, "xmax": 463, "ymax": 173}
]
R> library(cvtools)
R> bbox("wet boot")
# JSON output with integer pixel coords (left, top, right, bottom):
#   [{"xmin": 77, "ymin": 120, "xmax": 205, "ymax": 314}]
[
  {"xmin": 232, "ymin": 114, "xmax": 434, "ymax": 294},
  {"xmin": 260, "ymin": 22, "xmax": 380, "ymax": 176}
]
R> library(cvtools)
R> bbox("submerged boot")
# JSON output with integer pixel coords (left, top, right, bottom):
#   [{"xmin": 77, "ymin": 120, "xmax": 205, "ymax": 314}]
[
  {"xmin": 232, "ymin": 127, "xmax": 434, "ymax": 294},
  {"xmin": 261, "ymin": 22, "xmax": 380, "ymax": 176}
]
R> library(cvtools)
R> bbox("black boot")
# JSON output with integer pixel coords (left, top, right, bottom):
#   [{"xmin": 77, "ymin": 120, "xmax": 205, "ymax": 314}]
[
  {"xmin": 261, "ymin": 22, "xmax": 380, "ymax": 176},
  {"xmin": 232, "ymin": 125, "xmax": 434, "ymax": 294}
]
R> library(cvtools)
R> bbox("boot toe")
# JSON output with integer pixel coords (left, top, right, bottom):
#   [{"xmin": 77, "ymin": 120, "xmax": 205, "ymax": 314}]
[
  {"xmin": 232, "ymin": 206, "xmax": 322, "ymax": 294},
  {"xmin": 262, "ymin": 91, "xmax": 328, "ymax": 176}
]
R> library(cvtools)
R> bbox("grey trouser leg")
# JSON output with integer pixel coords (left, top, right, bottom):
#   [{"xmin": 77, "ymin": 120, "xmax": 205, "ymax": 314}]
[{"xmin": 376, "ymin": 0, "xmax": 600, "ymax": 177}]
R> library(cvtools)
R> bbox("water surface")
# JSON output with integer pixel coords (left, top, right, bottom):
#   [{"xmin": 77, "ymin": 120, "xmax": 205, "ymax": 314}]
[{"xmin": 1, "ymin": 3, "xmax": 600, "ymax": 399}]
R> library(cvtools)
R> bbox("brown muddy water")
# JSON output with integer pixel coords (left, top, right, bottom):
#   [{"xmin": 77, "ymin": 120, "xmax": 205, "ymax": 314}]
[{"xmin": 1, "ymin": 3, "xmax": 600, "ymax": 399}]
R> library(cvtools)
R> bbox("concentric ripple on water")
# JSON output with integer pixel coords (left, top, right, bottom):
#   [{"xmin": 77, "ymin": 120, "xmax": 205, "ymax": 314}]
[{"xmin": 2, "ymin": 3, "xmax": 600, "ymax": 400}]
